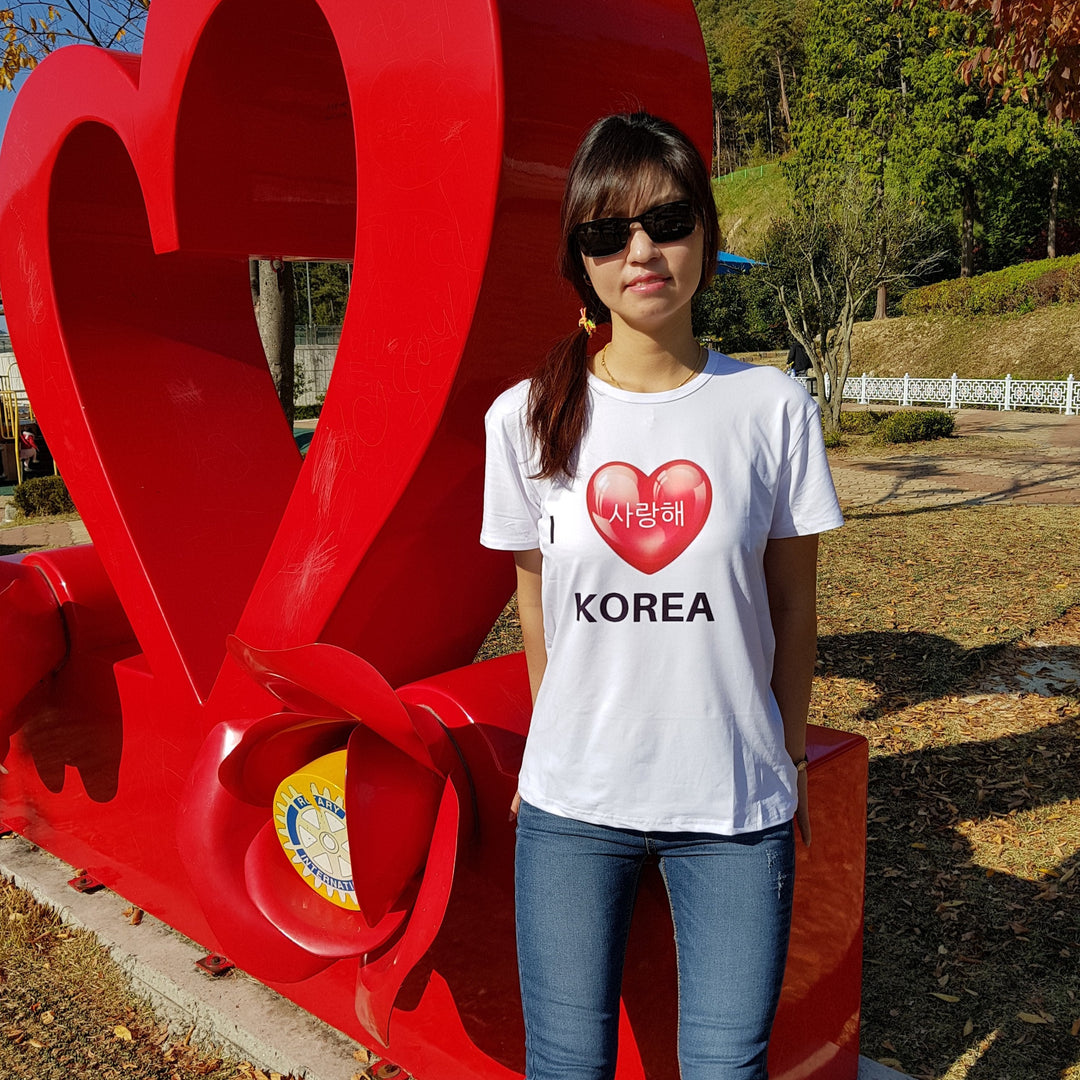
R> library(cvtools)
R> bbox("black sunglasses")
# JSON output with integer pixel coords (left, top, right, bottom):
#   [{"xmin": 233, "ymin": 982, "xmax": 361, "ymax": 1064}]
[{"xmin": 573, "ymin": 200, "xmax": 698, "ymax": 258}]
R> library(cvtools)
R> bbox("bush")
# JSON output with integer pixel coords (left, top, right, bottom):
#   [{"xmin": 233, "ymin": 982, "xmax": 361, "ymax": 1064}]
[
  {"xmin": 293, "ymin": 403, "xmax": 322, "ymax": 420},
  {"xmin": 12, "ymin": 475, "xmax": 76, "ymax": 517},
  {"xmin": 900, "ymin": 254, "xmax": 1080, "ymax": 318},
  {"xmin": 822, "ymin": 428, "xmax": 845, "ymax": 449},
  {"xmin": 840, "ymin": 410, "xmax": 884, "ymax": 435},
  {"xmin": 875, "ymin": 409, "xmax": 955, "ymax": 444}
]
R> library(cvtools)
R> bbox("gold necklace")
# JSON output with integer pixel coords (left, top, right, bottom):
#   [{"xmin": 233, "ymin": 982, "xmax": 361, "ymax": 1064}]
[{"xmin": 597, "ymin": 344, "xmax": 706, "ymax": 391}]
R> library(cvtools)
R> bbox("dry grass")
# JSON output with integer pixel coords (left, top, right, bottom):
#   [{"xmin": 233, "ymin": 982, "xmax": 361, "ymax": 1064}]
[
  {"xmin": 811, "ymin": 503, "xmax": 1080, "ymax": 1079},
  {"xmin": 851, "ymin": 303, "xmax": 1080, "ymax": 381},
  {"xmin": 0, "ymin": 879, "xmax": 311, "ymax": 1079}
]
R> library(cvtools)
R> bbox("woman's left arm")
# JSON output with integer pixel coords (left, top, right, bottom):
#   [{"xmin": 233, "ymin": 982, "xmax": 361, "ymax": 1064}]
[{"xmin": 763, "ymin": 532, "xmax": 820, "ymax": 846}]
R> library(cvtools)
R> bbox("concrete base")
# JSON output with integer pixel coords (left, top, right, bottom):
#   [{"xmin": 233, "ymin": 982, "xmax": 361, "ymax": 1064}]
[{"xmin": 1, "ymin": 834, "xmax": 911, "ymax": 1080}]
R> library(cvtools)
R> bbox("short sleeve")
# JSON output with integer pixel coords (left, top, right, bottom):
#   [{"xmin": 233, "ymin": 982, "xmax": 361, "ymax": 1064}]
[
  {"xmin": 480, "ymin": 385, "xmax": 544, "ymax": 550},
  {"xmin": 769, "ymin": 393, "xmax": 844, "ymax": 538}
]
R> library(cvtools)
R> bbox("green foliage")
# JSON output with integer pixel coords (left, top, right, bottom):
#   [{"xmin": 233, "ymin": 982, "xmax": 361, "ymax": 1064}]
[
  {"xmin": 840, "ymin": 410, "xmax": 885, "ymax": 434},
  {"xmin": 695, "ymin": 0, "xmax": 812, "ymax": 170},
  {"xmin": 293, "ymin": 403, "xmax": 322, "ymax": 420},
  {"xmin": 294, "ymin": 262, "xmax": 351, "ymax": 329},
  {"xmin": 12, "ymin": 475, "xmax": 75, "ymax": 517},
  {"xmin": 757, "ymin": 174, "xmax": 943, "ymax": 429},
  {"xmin": 900, "ymin": 252, "xmax": 1080, "ymax": 315},
  {"xmin": 692, "ymin": 270, "xmax": 786, "ymax": 351},
  {"xmin": 874, "ymin": 409, "xmax": 955, "ymax": 443},
  {"xmin": 785, "ymin": 0, "xmax": 1080, "ymax": 278},
  {"xmin": 822, "ymin": 427, "xmax": 846, "ymax": 448}
]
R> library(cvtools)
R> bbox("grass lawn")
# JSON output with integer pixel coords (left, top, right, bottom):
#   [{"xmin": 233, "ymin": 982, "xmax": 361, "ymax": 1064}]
[
  {"xmin": 3, "ymin": 501, "xmax": 1079, "ymax": 1079},
  {"xmin": 712, "ymin": 161, "xmax": 792, "ymax": 258}
]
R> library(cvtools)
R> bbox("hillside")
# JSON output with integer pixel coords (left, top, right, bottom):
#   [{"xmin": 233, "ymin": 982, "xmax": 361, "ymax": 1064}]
[
  {"xmin": 850, "ymin": 303, "xmax": 1080, "ymax": 380},
  {"xmin": 712, "ymin": 163, "xmax": 791, "ymax": 258}
]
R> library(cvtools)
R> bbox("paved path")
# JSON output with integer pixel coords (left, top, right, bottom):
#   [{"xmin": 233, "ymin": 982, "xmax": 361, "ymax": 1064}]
[
  {"xmin": 830, "ymin": 408, "xmax": 1080, "ymax": 508},
  {"xmin": 0, "ymin": 515, "xmax": 89, "ymax": 549}
]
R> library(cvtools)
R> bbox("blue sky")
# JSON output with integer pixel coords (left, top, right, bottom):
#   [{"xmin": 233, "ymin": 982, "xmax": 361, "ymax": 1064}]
[
  {"xmin": 0, "ymin": 72, "xmax": 28, "ymax": 160},
  {"xmin": 0, "ymin": 75, "xmax": 29, "ymax": 333}
]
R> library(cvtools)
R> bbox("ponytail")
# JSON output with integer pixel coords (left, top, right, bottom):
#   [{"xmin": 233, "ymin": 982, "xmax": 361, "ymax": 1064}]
[{"xmin": 527, "ymin": 324, "xmax": 593, "ymax": 481}]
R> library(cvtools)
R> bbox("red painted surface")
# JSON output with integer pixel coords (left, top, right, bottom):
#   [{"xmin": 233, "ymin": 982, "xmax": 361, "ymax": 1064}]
[{"xmin": 0, "ymin": 0, "xmax": 867, "ymax": 1076}]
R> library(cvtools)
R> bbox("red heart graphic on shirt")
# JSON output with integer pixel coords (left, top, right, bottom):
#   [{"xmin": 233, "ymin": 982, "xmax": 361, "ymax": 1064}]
[{"xmin": 587, "ymin": 460, "xmax": 711, "ymax": 574}]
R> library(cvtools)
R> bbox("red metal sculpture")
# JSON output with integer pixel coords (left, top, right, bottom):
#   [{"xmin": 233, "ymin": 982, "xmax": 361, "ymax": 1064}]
[{"xmin": 0, "ymin": 1, "xmax": 868, "ymax": 1077}]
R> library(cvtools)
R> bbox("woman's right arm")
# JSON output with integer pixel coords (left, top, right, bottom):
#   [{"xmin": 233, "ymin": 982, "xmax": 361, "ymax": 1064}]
[
  {"xmin": 514, "ymin": 548, "xmax": 546, "ymax": 704},
  {"xmin": 510, "ymin": 548, "xmax": 544, "ymax": 819}
]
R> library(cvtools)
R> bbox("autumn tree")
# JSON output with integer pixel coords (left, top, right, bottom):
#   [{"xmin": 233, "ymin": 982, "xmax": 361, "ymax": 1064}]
[
  {"xmin": 1, "ymin": 1, "xmax": 148, "ymax": 88},
  {"xmin": 940, "ymin": 0, "xmax": 1080, "ymax": 122},
  {"xmin": 757, "ymin": 178, "xmax": 943, "ymax": 432}
]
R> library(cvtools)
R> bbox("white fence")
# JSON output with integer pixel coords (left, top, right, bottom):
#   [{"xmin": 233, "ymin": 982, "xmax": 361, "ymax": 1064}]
[{"xmin": 796, "ymin": 371, "xmax": 1079, "ymax": 414}]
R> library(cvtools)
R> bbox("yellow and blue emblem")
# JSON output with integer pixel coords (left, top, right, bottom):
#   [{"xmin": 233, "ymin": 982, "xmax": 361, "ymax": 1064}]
[{"xmin": 273, "ymin": 750, "xmax": 359, "ymax": 910}]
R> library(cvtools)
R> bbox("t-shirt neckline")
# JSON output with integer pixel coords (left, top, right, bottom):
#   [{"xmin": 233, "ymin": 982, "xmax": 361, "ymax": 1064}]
[{"xmin": 586, "ymin": 349, "xmax": 719, "ymax": 404}]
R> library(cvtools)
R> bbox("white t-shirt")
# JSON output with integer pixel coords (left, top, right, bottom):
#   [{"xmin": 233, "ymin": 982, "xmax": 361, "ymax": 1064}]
[{"xmin": 481, "ymin": 351, "xmax": 843, "ymax": 833}]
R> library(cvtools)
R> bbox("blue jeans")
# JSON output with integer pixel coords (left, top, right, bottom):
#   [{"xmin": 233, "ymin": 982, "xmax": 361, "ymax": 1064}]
[{"xmin": 515, "ymin": 801, "xmax": 794, "ymax": 1080}]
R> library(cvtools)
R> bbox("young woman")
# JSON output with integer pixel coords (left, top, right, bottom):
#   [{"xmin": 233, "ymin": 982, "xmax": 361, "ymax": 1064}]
[{"xmin": 481, "ymin": 111, "xmax": 843, "ymax": 1080}]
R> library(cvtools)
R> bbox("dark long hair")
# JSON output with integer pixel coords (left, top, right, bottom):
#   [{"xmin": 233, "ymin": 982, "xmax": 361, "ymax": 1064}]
[{"xmin": 528, "ymin": 111, "xmax": 720, "ymax": 480}]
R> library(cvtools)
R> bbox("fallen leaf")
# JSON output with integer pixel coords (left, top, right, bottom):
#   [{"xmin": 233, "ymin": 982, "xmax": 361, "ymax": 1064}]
[
  {"xmin": 1018, "ymin": 1012, "xmax": 1051, "ymax": 1024},
  {"xmin": 932, "ymin": 993, "xmax": 961, "ymax": 1003},
  {"xmin": 114, "ymin": 1024, "xmax": 133, "ymax": 1041},
  {"xmin": 40, "ymin": 1011, "xmax": 54, "ymax": 1024},
  {"xmin": 1070, "ymin": 1017, "xmax": 1080, "ymax": 1037},
  {"xmin": 963, "ymin": 1018, "xmax": 974, "ymax": 1036}
]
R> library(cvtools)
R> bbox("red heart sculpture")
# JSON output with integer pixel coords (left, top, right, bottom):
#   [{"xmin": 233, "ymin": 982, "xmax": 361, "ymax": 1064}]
[
  {"xmin": 0, "ymin": 0, "xmax": 724, "ymax": 1075},
  {"xmin": 587, "ymin": 461, "xmax": 712, "ymax": 574}
]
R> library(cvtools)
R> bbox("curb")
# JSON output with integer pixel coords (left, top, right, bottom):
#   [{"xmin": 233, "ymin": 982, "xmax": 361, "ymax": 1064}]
[
  {"xmin": 0, "ymin": 834, "xmax": 365, "ymax": 1080},
  {"xmin": 1, "ymin": 834, "xmax": 913, "ymax": 1080}
]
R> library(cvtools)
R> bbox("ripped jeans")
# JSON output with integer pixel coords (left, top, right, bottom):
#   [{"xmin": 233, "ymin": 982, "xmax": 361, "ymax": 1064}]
[{"xmin": 515, "ymin": 802, "xmax": 794, "ymax": 1080}]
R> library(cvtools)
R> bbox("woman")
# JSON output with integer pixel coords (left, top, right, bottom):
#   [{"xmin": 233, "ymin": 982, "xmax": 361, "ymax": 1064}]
[{"xmin": 481, "ymin": 111, "xmax": 843, "ymax": 1080}]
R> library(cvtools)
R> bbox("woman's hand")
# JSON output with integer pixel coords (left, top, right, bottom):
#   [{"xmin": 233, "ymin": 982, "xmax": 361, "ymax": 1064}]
[
  {"xmin": 509, "ymin": 791, "xmax": 521, "ymax": 821},
  {"xmin": 795, "ymin": 767, "xmax": 811, "ymax": 847}
]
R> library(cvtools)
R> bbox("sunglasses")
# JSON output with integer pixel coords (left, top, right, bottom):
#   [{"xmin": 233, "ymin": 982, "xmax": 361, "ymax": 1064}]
[{"xmin": 573, "ymin": 200, "xmax": 698, "ymax": 258}]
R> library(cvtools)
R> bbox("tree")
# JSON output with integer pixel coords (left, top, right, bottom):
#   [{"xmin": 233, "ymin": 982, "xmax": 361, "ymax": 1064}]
[
  {"xmin": 789, "ymin": 0, "xmax": 1061, "ymax": 282},
  {"xmin": 696, "ymin": 0, "xmax": 812, "ymax": 172},
  {"xmin": 757, "ymin": 178, "xmax": 942, "ymax": 432},
  {"xmin": 1, "ymin": 1, "xmax": 298, "ymax": 418},
  {"xmin": 939, "ymin": 0, "xmax": 1080, "ymax": 122},
  {"xmin": 250, "ymin": 259, "xmax": 296, "ymax": 424},
  {"xmin": 886, "ymin": 9, "xmax": 1002, "ymax": 277},
  {"xmin": 1, "ymin": 2, "xmax": 147, "ymax": 88},
  {"xmin": 788, "ymin": 0, "xmax": 913, "ymax": 313},
  {"xmin": 295, "ymin": 261, "xmax": 352, "ymax": 334}
]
